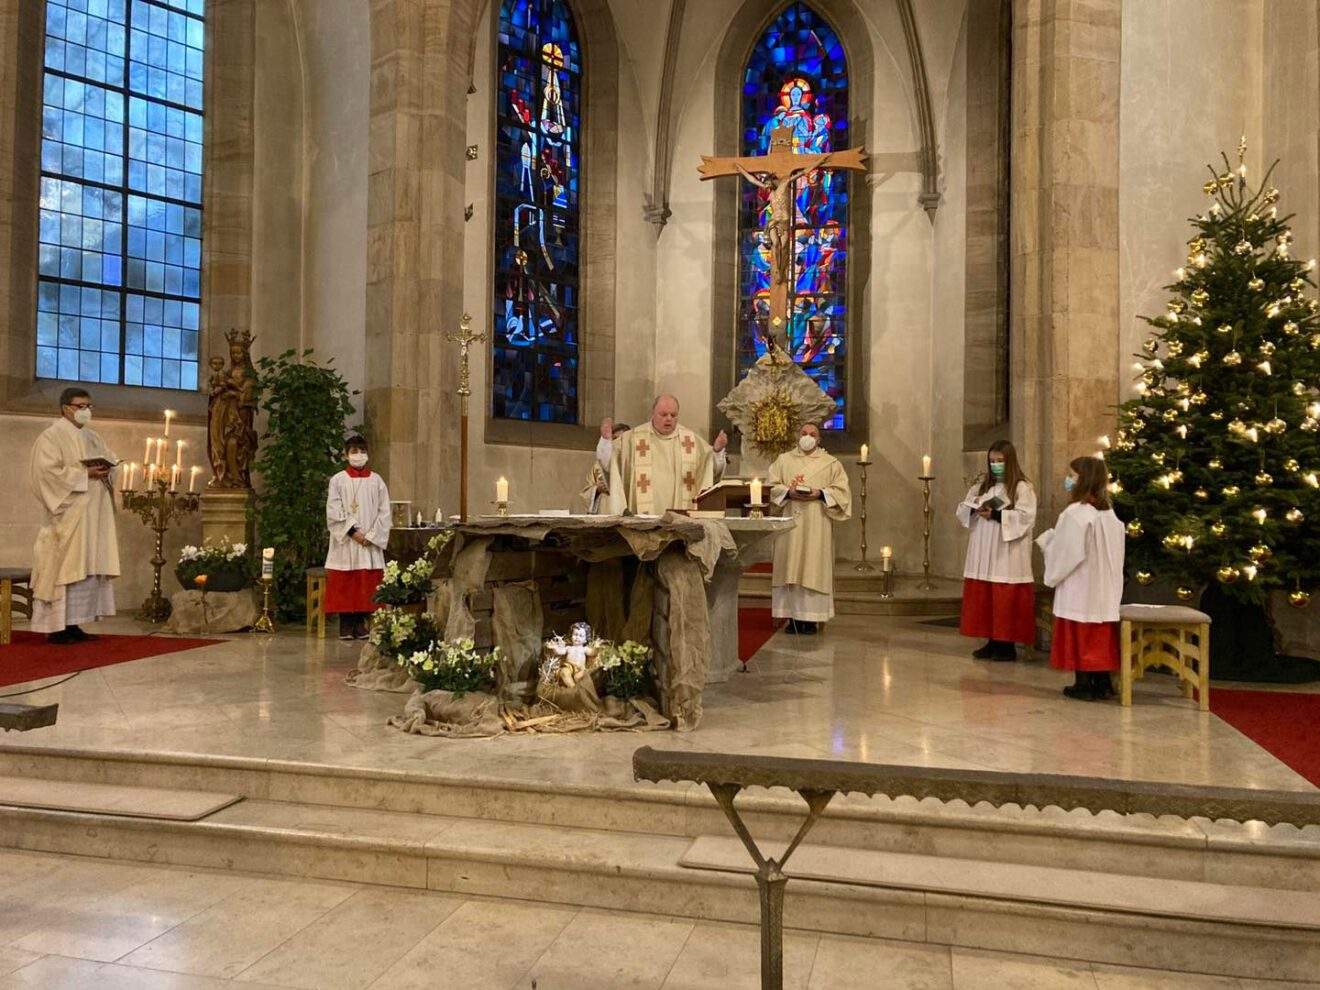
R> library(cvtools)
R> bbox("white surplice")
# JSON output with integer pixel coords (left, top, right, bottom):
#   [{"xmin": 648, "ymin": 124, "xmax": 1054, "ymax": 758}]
[
  {"xmin": 955, "ymin": 480, "xmax": 1037, "ymax": 584},
  {"xmin": 1036, "ymin": 502, "xmax": 1126, "ymax": 623},
  {"xmin": 29, "ymin": 417, "xmax": 120, "ymax": 632},
  {"xmin": 324, "ymin": 470, "xmax": 392, "ymax": 571}
]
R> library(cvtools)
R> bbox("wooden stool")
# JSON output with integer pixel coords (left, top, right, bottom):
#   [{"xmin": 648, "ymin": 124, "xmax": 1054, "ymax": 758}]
[
  {"xmin": 0, "ymin": 569, "xmax": 34, "ymax": 646},
  {"xmin": 1119, "ymin": 603, "xmax": 1211, "ymax": 710},
  {"xmin": 306, "ymin": 567, "xmax": 327, "ymax": 639}
]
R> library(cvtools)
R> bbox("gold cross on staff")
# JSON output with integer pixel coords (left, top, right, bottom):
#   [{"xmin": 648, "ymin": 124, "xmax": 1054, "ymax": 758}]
[
  {"xmin": 698, "ymin": 127, "xmax": 867, "ymax": 356},
  {"xmin": 445, "ymin": 313, "xmax": 487, "ymax": 403}
]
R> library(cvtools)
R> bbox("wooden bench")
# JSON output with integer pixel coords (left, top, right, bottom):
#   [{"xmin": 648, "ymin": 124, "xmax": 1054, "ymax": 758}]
[
  {"xmin": 0, "ymin": 568, "xmax": 33, "ymax": 646},
  {"xmin": 306, "ymin": 567, "xmax": 327, "ymax": 639},
  {"xmin": 1119, "ymin": 603, "xmax": 1211, "ymax": 710}
]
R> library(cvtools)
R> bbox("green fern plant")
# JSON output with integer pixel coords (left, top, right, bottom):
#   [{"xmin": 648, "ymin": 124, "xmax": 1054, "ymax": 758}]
[{"xmin": 251, "ymin": 349, "xmax": 358, "ymax": 618}]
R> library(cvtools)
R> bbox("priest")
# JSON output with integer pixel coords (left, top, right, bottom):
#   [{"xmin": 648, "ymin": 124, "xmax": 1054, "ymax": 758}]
[
  {"xmin": 768, "ymin": 423, "xmax": 851, "ymax": 634},
  {"xmin": 29, "ymin": 388, "xmax": 121, "ymax": 644},
  {"xmin": 607, "ymin": 395, "xmax": 728, "ymax": 515}
]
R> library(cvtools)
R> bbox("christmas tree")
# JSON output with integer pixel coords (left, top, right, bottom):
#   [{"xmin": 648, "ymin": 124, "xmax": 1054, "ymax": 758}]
[{"xmin": 1107, "ymin": 143, "xmax": 1320, "ymax": 611}]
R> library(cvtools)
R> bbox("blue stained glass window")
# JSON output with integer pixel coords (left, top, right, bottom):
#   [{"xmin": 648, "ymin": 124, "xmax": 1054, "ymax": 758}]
[
  {"xmin": 492, "ymin": 0, "xmax": 582, "ymax": 424},
  {"xmin": 739, "ymin": 3, "xmax": 850, "ymax": 429},
  {"xmin": 37, "ymin": 0, "xmax": 204, "ymax": 388}
]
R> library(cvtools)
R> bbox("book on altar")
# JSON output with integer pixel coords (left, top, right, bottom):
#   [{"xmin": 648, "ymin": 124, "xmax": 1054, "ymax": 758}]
[
  {"xmin": 81, "ymin": 456, "xmax": 119, "ymax": 469},
  {"xmin": 693, "ymin": 478, "xmax": 757, "ymax": 509}
]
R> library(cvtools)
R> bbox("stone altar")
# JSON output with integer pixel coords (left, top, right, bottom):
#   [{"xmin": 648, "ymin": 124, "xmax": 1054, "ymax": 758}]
[{"xmin": 706, "ymin": 516, "xmax": 795, "ymax": 682}]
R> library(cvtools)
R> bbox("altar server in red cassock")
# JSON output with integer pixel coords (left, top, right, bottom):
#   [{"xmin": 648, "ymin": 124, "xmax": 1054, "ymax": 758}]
[
  {"xmin": 1037, "ymin": 456, "xmax": 1126, "ymax": 701},
  {"xmin": 324, "ymin": 435, "xmax": 392, "ymax": 640},
  {"xmin": 956, "ymin": 440, "xmax": 1037, "ymax": 661}
]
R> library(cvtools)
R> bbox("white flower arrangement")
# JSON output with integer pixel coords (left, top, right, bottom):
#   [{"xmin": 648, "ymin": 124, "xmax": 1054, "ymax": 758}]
[
  {"xmin": 396, "ymin": 635, "xmax": 498, "ymax": 695},
  {"xmin": 177, "ymin": 539, "xmax": 247, "ymax": 564}
]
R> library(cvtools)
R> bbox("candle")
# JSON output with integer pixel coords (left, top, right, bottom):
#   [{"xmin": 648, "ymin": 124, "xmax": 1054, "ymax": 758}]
[
  {"xmin": 750, "ymin": 477, "xmax": 763, "ymax": 505},
  {"xmin": 416, "ymin": 512, "xmax": 423, "ymax": 527},
  {"xmin": 156, "ymin": 438, "xmax": 166, "ymax": 467},
  {"xmin": 188, "ymin": 465, "xmax": 200, "ymax": 493},
  {"xmin": 175, "ymin": 439, "xmax": 184, "ymax": 469},
  {"xmin": 859, "ymin": 443, "xmax": 869, "ymax": 462},
  {"xmin": 434, "ymin": 508, "xmax": 443, "ymax": 524},
  {"xmin": 146, "ymin": 463, "xmax": 155, "ymax": 487},
  {"xmin": 261, "ymin": 547, "xmax": 275, "ymax": 580},
  {"xmin": 144, "ymin": 437, "xmax": 154, "ymax": 466},
  {"xmin": 169, "ymin": 464, "xmax": 180, "ymax": 491},
  {"xmin": 163, "ymin": 409, "xmax": 174, "ymax": 437},
  {"xmin": 881, "ymin": 545, "xmax": 893, "ymax": 572},
  {"xmin": 922, "ymin": 454, "xmax": 932, "ymax": 477},
  {"xmin": 881, "ymin": 545, "xmax": 892, "ymax": 558},
  {"xmin": 496, "ymin": 476, "xmax": 509, "ymax": 502}
]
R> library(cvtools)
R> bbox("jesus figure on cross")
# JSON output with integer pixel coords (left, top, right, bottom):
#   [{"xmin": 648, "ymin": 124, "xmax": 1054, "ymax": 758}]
[{"xmin": 699, "ymin": 127, "xmax": 867, "ymax": 356}]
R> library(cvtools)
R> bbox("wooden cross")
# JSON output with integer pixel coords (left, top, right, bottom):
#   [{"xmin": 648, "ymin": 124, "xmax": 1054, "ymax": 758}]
[
  {"xmin": 637, "ymin": 473, "xmax": 651, "ymax": 494},
  {"xmin": 635, "ymin": 438, "xmax": 650, "ymax": 457},
  {"xmin": 681, "ymin": 434, "xmax": 695, "ymax": 454},
  {"xmin": 699, "ymin": 128, "xmax": 867, "ymax": 355}
]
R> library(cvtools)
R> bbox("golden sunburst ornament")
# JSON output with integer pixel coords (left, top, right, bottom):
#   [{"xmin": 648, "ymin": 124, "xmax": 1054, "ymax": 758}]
[{"xmin": 748, "ymin": 390, "xmax": 795, "ymax": 451}]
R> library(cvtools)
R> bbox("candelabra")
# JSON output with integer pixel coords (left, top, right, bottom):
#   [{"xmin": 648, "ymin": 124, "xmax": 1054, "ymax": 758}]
[
  {"xmin": 122, "ymin": 478, "xmax": 201, "ymax": 622},
  {"xmin": 853, "ymin": 455, "xmax": 874, "ymax": 572},
  {"xmin": 918, "ymin": 474, "xmax": 936, "ymax": 590}
]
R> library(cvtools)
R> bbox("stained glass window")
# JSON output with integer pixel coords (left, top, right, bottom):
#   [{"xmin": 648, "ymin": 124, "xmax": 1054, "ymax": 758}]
[
  {"xmin": 37, "ymin": 0, "xmax": 205, "ymax": 389},
  {"xmin": 739, "ymin": 3, "xmax": 850, "ymax": 429},
  {"xmin": 493, "ymin": 0, "xmax": 581, "ymax": 423}
]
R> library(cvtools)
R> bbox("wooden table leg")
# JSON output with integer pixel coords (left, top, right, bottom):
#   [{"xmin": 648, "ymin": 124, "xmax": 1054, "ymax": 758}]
[
  {"xmin": 1119, "ymin": 620, "xmax": 1133, "ymax": 707},
  {"xmin": 0, "ymin": 577, "xmax": 11, "ymax": 646},
  {"xmin": 1198, "ymin": 622, "xmax": 1210, "ymax": 711}
]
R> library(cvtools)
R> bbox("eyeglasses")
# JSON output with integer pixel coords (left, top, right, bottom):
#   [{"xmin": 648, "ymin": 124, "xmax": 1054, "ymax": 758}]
[{"xmin": 65, "ymin": 402, "xmax": 92, "ymax": 410}]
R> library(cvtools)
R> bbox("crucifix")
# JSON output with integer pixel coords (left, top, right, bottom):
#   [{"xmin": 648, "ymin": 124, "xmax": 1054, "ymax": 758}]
[
  {"xmin": 446, "ymin": 313, "xmax": 486, "ymax": 521},
  {"xmin": 699, "ymin": 127, "xmax": 867, "ymax": 356}
]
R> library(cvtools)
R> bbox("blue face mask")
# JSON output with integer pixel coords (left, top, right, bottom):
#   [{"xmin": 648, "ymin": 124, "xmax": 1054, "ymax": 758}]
[
  {"xmin": 1063, "ymin": 475, "xmax": 1076, "ymax": 493},
  {"xmin": 989, "ymin": 461, "xmax": 1005, "ymax": 478}
]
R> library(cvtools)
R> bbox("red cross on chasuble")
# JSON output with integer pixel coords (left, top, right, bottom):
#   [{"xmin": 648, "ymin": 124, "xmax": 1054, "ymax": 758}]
[
  {"xmin": 637, "ymin": 473, "xmax": 651, "ymax": 494},
  {"xmin": 630, "ymin": 425, "xmax": 702, "ymax": 515}
]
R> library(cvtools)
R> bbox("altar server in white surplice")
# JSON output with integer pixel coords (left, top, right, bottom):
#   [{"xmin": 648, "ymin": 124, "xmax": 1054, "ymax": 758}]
[
  {"xmin": 578, "ymin": 419, "xmax": 631, "ymax": 514},
  {"xmin": 1037, "ymin": 456, "xmax": 1126, "ymax": 702},
  {"xmin": 768, "ymin": 423, "xmax": 851, "ymax": 634},
  {"xmin": 324, "ymin": 434, "xmax": 392, "ymax": 640},
  {"xmin": 607, "ymin": 395, "xmax": 728, "ymax": 515},
  {"xmin": 29, "ymin": 388, "xmax": 121, "ymax": 643}
]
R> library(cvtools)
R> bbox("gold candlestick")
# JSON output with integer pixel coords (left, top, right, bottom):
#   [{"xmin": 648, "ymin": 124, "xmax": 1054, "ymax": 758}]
[
  {"xmin": 253, "ymin": 576, "xmax": 275, "ymax": 633},
  {"xmin": 446, "ymin": 313, "xmax": 487, "ymax": 523},
  {"xmin": 854, "ymin": 458, "xmax": 875, "ymax": 572},
  {"xmin": 493, "ymin": 500, "xmax": 510, "ymax": 518},
  {"xmin": 747, "ymin": 501, "xmax": 767, "ymax": 520},
  {"xmin": 918, "ymin": 475, "xmax": 936, "ymax": 590},
  {"xmin": 122, "ymin": 478, "xmax": 200, "ymax": 622}
]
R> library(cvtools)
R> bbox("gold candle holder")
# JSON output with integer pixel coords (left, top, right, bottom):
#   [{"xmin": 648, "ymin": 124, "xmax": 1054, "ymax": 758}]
[
  {"xmin": 253, "ymin": 576, "xmax": 276, "ymax": 634},
  {"xmin": 854, "ymin": 458, "xmax": 875, "ymax": 572},
  {"xmin": 746, "ymin": 502, "xmax": 767, "ymax": 520},
  {"xmin": 918, "ymin": 475, "xmax": 936, "ymax": 590},
  {"xmin": 494, "ymin": 500, "xmax": 510, "ymax": 517},
  {"xmin": 122, "ymin": 477, "xmax": 200, "ymax": 622}
]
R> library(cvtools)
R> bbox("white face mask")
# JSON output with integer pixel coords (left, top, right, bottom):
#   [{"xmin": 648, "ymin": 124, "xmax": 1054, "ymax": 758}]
[
  {"xmin": 348, "ymin": 452, "xmax": 368, "ymax": 468},
  {"xmin": 798, "ymin": 434, "xmax": 818, "ymax": 452},
  {"xmin": 72, "ymin": 408, "xmax": 92, "ymax": 426}
]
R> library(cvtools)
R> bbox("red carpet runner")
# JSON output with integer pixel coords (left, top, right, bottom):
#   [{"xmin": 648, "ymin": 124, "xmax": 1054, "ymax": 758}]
[
  {"xmin": 738, "ymin": 606, "xmax": 782, "ymax": 665},
  {"xmin": 1210, "ymin": 689, "xmax": 1320, "ymax": 787},
  {"xmin": 0, "ymin": 631, "xmax": 221, "ymax": 688}
]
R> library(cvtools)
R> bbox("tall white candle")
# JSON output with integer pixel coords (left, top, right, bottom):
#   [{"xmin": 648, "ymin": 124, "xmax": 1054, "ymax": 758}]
[
  {"xmin": 175, "ymin": 439, "xmax": 184, "ymax": 469},
  {"xmin": 859, "ymin": 443, "xmax": 869, "ymax": 462},
  {"xmin": 163, "ymin": 409, "xmax": 174, "ymax": 437},
  {"xmin": 156, "ymin": 438, "xmax": 166, "ymax": 467},
  {"xmin": 434, "ymin": 507, "xmax": 443, "ymax": 524},
  {"xmin": 144, "ymin": 437, "xmax": 154, "ymax": 466},
  {"xmin": 261, "ymin": 547, "xmax": 275, "ymax": 580},
  {"xmin": 188, "ymin": 465, "xmax": 200, "ymax": 493},
  {"xmin": 922, "ymin": 454, "xmax": 932, "ymax": 476},
  {"xmin": 169, "ymin": 464, "xmax": 180, "ymax": 491},
  {"xmin": 750, "ymin": 477, "xmax": 762, "ymax": 504},
  {"xmin": 496, "ymin": 476, "xmax": 509, "ymax": 502}
]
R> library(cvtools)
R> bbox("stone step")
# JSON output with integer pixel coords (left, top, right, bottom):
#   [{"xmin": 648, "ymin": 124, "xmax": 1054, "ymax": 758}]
[
  {"xmin": 1, "ymin": 744, "xmax": 1317, "ymax": 892},
  {"xmin": 0, "ymin": 796, "xmax": 1314, "ymax": 981}
]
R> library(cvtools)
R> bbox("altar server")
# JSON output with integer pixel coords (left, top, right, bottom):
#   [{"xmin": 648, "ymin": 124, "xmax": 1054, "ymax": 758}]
[
  {"xmin": 1037, "ymin": 456, "xmax": 1126, "ymax": 701},
  {"xmin": 768, "ymin": 423, "xmax": 851, "ymax": 633},
  {"xmin": 956, "ymin": 440, "xmax": 1037, "ymax": 660},
  {"xmin": 325, "ymin": 435, "xmax": 392, "ymax": 639},
  {"xmin": 579, "ymin": 419, "xmax": 631, "ymax": 513},
  {"xmin": 607, "ymin": 395, "xmax": 729, "ymax": 515},
  {"xmin": 29, "ymin": 388, "xmax": 121, "ymax": 643}
]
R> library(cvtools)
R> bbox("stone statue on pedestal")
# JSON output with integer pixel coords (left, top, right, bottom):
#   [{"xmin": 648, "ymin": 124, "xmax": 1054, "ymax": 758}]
[{"xmin": 207, "ymin": 328, "xmax": 259, "ymax": 491}]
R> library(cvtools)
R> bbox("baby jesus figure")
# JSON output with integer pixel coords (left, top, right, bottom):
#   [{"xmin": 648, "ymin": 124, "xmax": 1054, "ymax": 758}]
[{"xmin": 543, "ymin": 621, "xmax": 603, "ymax": 688}]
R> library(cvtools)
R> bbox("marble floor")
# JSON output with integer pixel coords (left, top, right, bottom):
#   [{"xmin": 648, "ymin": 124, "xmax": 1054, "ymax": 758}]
[
  {"xmin": 0, "ymin": 848, "xmax": 1311, "ymax": 990},
  {"xmin": 0, "ymin": 611, "xmax": 1312, "ymax": 793}
]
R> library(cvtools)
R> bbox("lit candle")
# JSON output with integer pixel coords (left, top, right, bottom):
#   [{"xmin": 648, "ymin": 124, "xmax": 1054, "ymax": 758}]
[
  {"xmin": 881, "ymin": 545, "xmax": 893, "ymax": 572},
  {"xmin": 881, "ymin": 545, "xmax": 892, "ymax": 559},
  {"xmin": 434, "ymin": 507, "xmax": 443, "ymax": 524},
  {"xmin": 922, "ymin": 454, "xmax": 932, "ymax": 477},
  {"xmin": 146, "ymin": 463, "xmax": 155, "ymax": 487},
  {"xmin": 188, "ymin": 465, "xmax": 200, "ymax": 493},
  {"xmin": 416, "ymin": 512, "xmax": 423, "ymax": 527},
  {"xmin": 496, "ymin": 476, "xmax": 509, "ymax": 502},
  {"xmin": 144, "ymin": 437, "xmax": 154, "ymax": 466},
  {"xmin": 261, "ymin": 546, "xmax": 275, "ymax": 580},
  {"xmin": 750, "ymin": 477, "xmax": 763, "ymax": 505},
  {"xmin": 169, "ymin": 464, "xmax": 180, "ymax": 491},
  {"xmin": 859, "ymin": 443, "xmax": 869, "ymax": 462},
  {"xmin": 163, "ymin": 409, "xmax": 174, "ymax": 437},
  {"xmin": 156, "ymin": 438, "xmax": 166, "ymax": 467},
  {"xmin": 175, "ymin": 439, "xmax": 184, "ymax": 469}
]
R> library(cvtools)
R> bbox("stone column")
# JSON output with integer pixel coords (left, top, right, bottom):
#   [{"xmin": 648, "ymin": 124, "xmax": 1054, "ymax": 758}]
[
  {"xmin": 1011, "ymin": 0, "xmax": 1122, "ymax": 517},
  {"xmin": 367, "ymin": 0, "xmax": 474, "ymax": 510}
]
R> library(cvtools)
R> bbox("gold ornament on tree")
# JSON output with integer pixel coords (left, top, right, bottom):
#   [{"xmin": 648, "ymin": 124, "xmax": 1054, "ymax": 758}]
[
  {"xmin": 1289, "ymin": 589, "xmax": 1312, "ymax": 609},
  {"xmin": 1176, "ymin": 586, "xmax": 1195, "ymax": 602},
  {"xmin": 1135, "ymin": 570, "xmax": 1154, "ymax": 586}
]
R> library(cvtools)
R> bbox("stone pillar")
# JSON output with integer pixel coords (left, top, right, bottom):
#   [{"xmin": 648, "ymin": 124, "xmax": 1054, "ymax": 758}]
[
  {"xmin": 1011, "ymin": 0, "xmax": 1122, "ymax": 518},
  {"xmin": 200, "ymin": 491, "xmax": 254, "ymax": 548},
  {"xmin": 367, "ymin": 0, "xmax": 474, "ymax": 510}
]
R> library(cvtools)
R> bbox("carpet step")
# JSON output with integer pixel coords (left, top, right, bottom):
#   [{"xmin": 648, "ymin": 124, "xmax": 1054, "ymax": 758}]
[
  {"xmin": 0, "ymin": 798, "xmax": 1314, "ymax": 980},
  {"xmin": 0, "ymin": 775, "xmax": 238, "ymax": 821},
  {"xmin": 1, "ymin": 744, "xmax": 1317, "ymax": 893}
]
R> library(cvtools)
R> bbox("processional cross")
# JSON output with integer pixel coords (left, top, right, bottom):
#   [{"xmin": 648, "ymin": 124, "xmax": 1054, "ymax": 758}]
[
  {"xmin": 446, "ymin": 313, "xmax": 487, "ymax": 521},
  {"xmin": 698, "ymin": 127, "xmax": 867, "ymax": 356}
]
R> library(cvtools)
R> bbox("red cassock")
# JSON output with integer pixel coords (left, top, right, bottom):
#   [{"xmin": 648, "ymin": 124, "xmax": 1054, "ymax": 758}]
[
  {"xmin": 323, "ymin": 569, "xmax": 383, "ymax": 614},
  {"xmin": 1049, "ymin": 617, "xmax": 1119, "ymax": 672},
  {"xmin": 959, "ymin": 578, "xmax": 1036, "ymax": 644}
]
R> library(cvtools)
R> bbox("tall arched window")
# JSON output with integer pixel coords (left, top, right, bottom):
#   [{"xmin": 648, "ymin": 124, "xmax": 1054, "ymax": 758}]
[
  {"xmin": 740, "ymin": 3, "xmax": 849, "ymax": 429},
  {"xmin": 492, "ymin": 0, "xmax": 582, "ymax": 424},
  {"xmin": 37, "ymin": 0, "xmax": 206, "ymax": 390}
]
